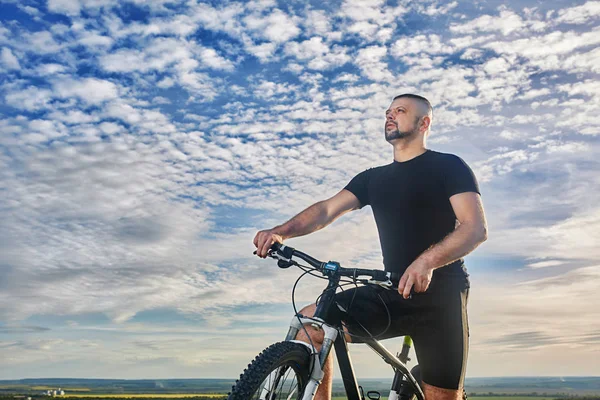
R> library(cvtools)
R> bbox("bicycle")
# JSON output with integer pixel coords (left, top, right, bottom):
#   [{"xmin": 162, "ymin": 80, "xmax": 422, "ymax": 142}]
[{"xmin": 228, "ymin": 242, "xmax": 426, "ymax": 400}]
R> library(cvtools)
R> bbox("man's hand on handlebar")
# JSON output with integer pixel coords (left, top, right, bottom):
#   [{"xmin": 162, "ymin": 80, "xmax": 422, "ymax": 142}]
[
  {"xmin": 398, "ymin": 258, "xmax": 434, "ymax": 299},
  {"xmin": 253, "ymin": 229, "xmax": 284, "ymax": 258}
]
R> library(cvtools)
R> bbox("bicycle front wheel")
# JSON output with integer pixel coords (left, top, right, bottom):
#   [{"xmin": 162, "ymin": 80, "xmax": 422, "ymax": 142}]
[{"xmin": 228, "ymin": 341, "xmax": 312, "ymax": 400}]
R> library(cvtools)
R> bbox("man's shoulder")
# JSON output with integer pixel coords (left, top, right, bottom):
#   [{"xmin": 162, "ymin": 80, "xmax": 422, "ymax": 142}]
[
  {"xmin": 427, "ymin": 149, "xmax": 460, "ymax": 161},
  {"xmin": 426, "ymin": 150, "xmax": 470, "ymax": 168},
  {"xmin": 357, "ymin": 162, "xmax": 394, "ymax": 175}
]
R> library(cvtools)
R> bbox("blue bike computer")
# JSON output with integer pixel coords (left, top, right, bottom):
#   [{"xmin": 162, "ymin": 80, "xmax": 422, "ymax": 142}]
[{"xmin": 324, "ymin": 261, "xmax": 340, "ymax": 272}]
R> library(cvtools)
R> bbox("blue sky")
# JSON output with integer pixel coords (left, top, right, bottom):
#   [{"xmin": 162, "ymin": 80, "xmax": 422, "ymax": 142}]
[{"xmin": 1, "ymin": 0, "xmax": 600, "ymax": 379}]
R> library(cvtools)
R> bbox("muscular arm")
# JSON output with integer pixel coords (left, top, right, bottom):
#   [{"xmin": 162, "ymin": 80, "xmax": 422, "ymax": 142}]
[
  {"xmin": 254, "ymin": 189, "xmax": 361, "ymax": 257},
  {"xmin": 420, "ymin": 192, "xmax": 487, "ymax": 269},
  {"xmin": 398, "ymin": 192, "xmax": 488, "ymax": 298}
]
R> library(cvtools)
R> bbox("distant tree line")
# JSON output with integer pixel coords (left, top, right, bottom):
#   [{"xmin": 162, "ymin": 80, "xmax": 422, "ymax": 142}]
[{"xmin": 0, "ymin": 397, "xmax": 227, "ymax": 400}]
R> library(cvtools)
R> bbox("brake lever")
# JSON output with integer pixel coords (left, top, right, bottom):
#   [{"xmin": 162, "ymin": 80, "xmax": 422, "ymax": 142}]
[
  {"xmin": 366, "ymin": 279, "xmax": 394, "ymax": 289},
  {"xmin": 358, "ymin": 279, "xmax": 410, "ymax": 298},
  {"xmin": 252, "ymin": 249, "xmax": 277, "ymax": 257}
]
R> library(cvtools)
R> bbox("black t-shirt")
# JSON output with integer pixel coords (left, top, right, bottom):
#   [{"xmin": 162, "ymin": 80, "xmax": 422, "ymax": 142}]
[{"xmin": 344, "ymin": 150, "xmax": 480, "ymax": 278}]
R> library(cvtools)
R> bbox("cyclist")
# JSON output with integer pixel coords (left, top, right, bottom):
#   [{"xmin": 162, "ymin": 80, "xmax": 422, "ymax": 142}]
[{"xmin": 254, "ymin": 94, "xmax": 488, "ymax": 400}]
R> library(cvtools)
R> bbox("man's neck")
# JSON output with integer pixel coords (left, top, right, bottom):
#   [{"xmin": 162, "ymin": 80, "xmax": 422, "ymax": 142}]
[{"xmin": 392, "ymin": 139, "xmax": 427, "ymax": 162}]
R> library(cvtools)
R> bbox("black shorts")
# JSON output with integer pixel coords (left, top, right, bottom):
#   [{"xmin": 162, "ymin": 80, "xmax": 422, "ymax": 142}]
[{"xmin": 333, "ymin": 275, "xmax": 469, "ymax": 390}]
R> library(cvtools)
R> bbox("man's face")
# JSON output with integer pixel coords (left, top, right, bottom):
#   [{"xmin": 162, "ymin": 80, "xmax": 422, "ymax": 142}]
[{"xmin": 384, "ymin": 98, "xmax": 421, "ymax": 142}]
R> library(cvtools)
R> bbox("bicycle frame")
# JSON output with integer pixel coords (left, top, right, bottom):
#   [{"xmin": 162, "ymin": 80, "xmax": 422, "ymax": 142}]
[{"xmin": 281, "ymin": 276, "xmax": 425, "ymax": 400}]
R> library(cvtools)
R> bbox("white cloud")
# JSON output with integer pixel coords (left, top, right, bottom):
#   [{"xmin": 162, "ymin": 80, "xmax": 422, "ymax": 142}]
[
  {"xmin": 1, "ymin": 47, "xmax": 20, "ymax": 70},
  {"xmin": 450, "ymin": 8, "xmax": 526, "ymax": 36},
  {"xmin": 449, "ymin": 34, "xmax": 496, "ymax": 49},
  {"xmin": 98, "ymin": 121, "xmax": 124, "ymax": 135},
  {"xmin": 100, "ymin": 38, "xmax": 188, "ymax": 73},
  {"xmin": 109, "ymin": 14, "xmax": 198, "ymax": 38},
  {"xmin": 475, "ymin": 149, "xmax": 539, "ymax": 182},
  {"xmin": 243, "ymin": 9, "xmax": 300, "ymax": 43},
  {"xmin": 198, "ymin": 47, "xmax": 235, "ymax": 71},
  {"xmin": 157, "ymin": 76, "xmax": 175, "ymax": 88},
  {"xmin": 52, "ymin": 78, "xmax": 119, "ymax": 105},
  {"xmin": 336, "ymin": 0, "xmax": 408, "ymax": 43},
  {"xmin": 98, "ymin": 37, "xmax": 225, "ymax": 97},
  {"xmin": 18, "ymin": 5, "xmax": 43, "ymax": 18},
  {"xmin": 391, "ymin": 34, "xmax": 454, "ymax": 56},
  {"xmin": 338, "ymin": 0, "xmax": 387, "ymax": 22},
  {"xmin": 0, "ymin": 24, "xmax": 10, "ymax": 43},
  {"xmin": 555, "ymin": 1, "xmax": 600, "ymax": 24},
  {"xmin": 251, "ymin": 80, "xmax": 299, "ymax": 101},
  {"xmin": 347, "ymin": 21, "xmax": 379, "ymax": 38},
  {"xmin": 284, "ymin": 37, "xmax": 351, "ymax": 70},
  {"xmin": 34, "ymin": 63, "xmax": 68, "ymax": 76},
  {"xmin": 284, "ymin": 37, "xmax": 329, "ymax": 59},
  {"xmin": 557, "ymin": 79, "xmax": 600, "ymax": 97},
  {"xmin": 527, "ymin": 260, "xmax": 564, "ymax": 269},
  {"xmin": 48, "ymin": 0, "xmax": 127, "ymax": 17},
  {"xmin": 47, "ymin": 109, "xmax": 101, "ymax": 125},
  {"xmin": 499, "ymin": 130, "xmax": 521, "ymax": 140},
  {"xmin": 48, "ymin": 0, "xmax": 81, "ymax": 16},
  {"xmin": 482, "ymin": 57, "xmax": 511, "ymax": 75},
  {"xmin": 562, "ymin": 45, "xmax": 600, "ymax": 74},
  {"xmin": 4, "ymin": 86, "xmax": 54, "ymax": 111},
  {"xmin": 243, "ymin": 40, "xmax": 277, "ymax": 62},
  {"xmin": 473, "ymin": 56, "xmax": 533, "ymax": 108},
  {"xmin": 77, "ymin": 32, "xmax": 114, "ymax": 49},
  {"xmin": 417, "ymin": 1, "xmax": 458, "ymax": 16},
  {"xmin": 484, "ymin": 27, "xmax": 600, "ymax": 68},
  {"xmin": 152, "ymin": 96, "xmax": 171, "ymax": 104},
  {"xmin": 23, "ymin": 31, "xmax": 62, "ymax": 54},
  {"xmin": 336, "ymin": 0, "xmax": 404, "ymax": 43},
  {"xmin": 355, "ymin": 45, "xmax": 389, "ymax": 81},
  {"xmin": 190, "ymin": 2, "xmax": 246, "ymax": 38},
  {"xmin": 519, "ymin": 88, "xmax": 551, "ymax": 100},
  {"xmin": 333, "ymin": 73, "xmax": 360, "ymax": 83},
  {"xmin": 460, "ymin": 48, "xmax": 484, "ymax": 60},
  {"xmin": 303, "ymin": 9, "xmax": 334, "ymax": 37}
]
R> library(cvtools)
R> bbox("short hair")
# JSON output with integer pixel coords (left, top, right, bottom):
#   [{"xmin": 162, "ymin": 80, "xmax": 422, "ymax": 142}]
[{"xmin": 392, "ymin": 94, "xmax": 433, "ymax": 120}]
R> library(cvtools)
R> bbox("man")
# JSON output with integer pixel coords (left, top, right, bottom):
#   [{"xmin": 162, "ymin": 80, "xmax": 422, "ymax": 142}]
[{"xmin": 253, "ymin": 94, "xmax": 487, "ymax": 400}]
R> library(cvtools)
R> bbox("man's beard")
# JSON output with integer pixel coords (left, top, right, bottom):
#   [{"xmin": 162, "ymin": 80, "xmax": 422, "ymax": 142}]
[{"xmin": 384, "ymin": 121, "xmax": 419, "ymax": 142}]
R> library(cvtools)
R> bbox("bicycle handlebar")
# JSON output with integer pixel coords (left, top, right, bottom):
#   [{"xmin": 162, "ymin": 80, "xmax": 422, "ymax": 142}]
[{"xmin": 269, "ymin": 242, "xmax": 401, "ymax": 287}]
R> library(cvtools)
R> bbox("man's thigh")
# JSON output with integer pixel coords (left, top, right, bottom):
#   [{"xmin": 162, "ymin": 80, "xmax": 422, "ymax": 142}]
[
  {"xmin": 334, "ymin": 285, "xmax": 419, "ymax": 343},
  {"xmin": 412, "ymin": 287, "xmax": 469, "ymax": 391}
]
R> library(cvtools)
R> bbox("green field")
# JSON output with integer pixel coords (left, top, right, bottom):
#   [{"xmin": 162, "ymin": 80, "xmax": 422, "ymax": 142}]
[
  {"xmin": 332, "ymin": 398, "xmax": 557, "ymax": 400},
  {"xmin": 62, "ymin": 395, "xmax": 225, "ymax": 399},
  {"xmin": 2, "ymin": 378, "xmax": 600, "ymax": 400},
  {"xmin": 470, "ymin": 398, "xmax": 554, "ymax": 400}
]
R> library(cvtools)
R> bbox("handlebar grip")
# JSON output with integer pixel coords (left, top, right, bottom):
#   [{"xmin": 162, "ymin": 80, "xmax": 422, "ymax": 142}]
[
  {"xmin": 371, "ymin": 270, "xmax": 389, "ymax": 281},
  {"xmin": 270, "ymin": 242, "xmax": 282, "ymax": 252},
  {"xmin": 270, "ymin": 242, "xmax": 295, "ymax": 259},
  {"xmin": 370, "ymin": 270, "xmax": 402, "ymax": 285}
]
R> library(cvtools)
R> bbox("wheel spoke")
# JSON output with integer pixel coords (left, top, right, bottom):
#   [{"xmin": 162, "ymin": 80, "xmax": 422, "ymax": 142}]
[
  {"xmin": 285, "ymin": 367, "xmax": 298, "ymax": 400},
  {"xmin": 281, "ymin": 367, "xmax": 291, "ymax": 399}
]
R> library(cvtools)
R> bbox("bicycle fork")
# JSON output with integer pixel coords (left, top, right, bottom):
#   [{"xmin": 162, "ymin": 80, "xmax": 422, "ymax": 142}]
[{"xmin": 284, "ymin": 315, "xmax": 339, "ymax": 400}]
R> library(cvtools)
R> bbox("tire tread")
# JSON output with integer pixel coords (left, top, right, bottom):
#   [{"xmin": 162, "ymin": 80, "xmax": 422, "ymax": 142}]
[{"xmin": 228, "ymin": 341, "xmax": 311, "ymax": 400}]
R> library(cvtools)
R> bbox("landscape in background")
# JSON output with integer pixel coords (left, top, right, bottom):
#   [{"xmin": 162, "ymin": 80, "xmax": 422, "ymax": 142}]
[{"xmin": 2, "ymin": 378, "xmax": 600, "ymax": 399}]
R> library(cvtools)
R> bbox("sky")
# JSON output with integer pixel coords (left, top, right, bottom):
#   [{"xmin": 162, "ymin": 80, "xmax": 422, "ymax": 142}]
[{"xmin": 0, "ymin": 0, "xmax": 599, "ymax": 380}]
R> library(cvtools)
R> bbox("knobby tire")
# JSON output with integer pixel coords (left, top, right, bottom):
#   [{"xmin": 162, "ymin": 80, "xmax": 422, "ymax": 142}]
[{"xmin": 228, "ymin": 341, "xmax": 312, "ymax": 400}]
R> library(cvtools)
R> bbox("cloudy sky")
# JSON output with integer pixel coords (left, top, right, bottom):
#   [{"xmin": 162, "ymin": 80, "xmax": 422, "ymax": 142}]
[{"xmin": 1, "ymin": 0, "xmax": 600, "ymax": 380}]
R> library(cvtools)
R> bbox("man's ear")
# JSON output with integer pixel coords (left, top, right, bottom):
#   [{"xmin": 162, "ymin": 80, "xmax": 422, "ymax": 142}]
[{"xmin": 421, "ymin": 115, "xmax": 431, "ymax": 132}]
